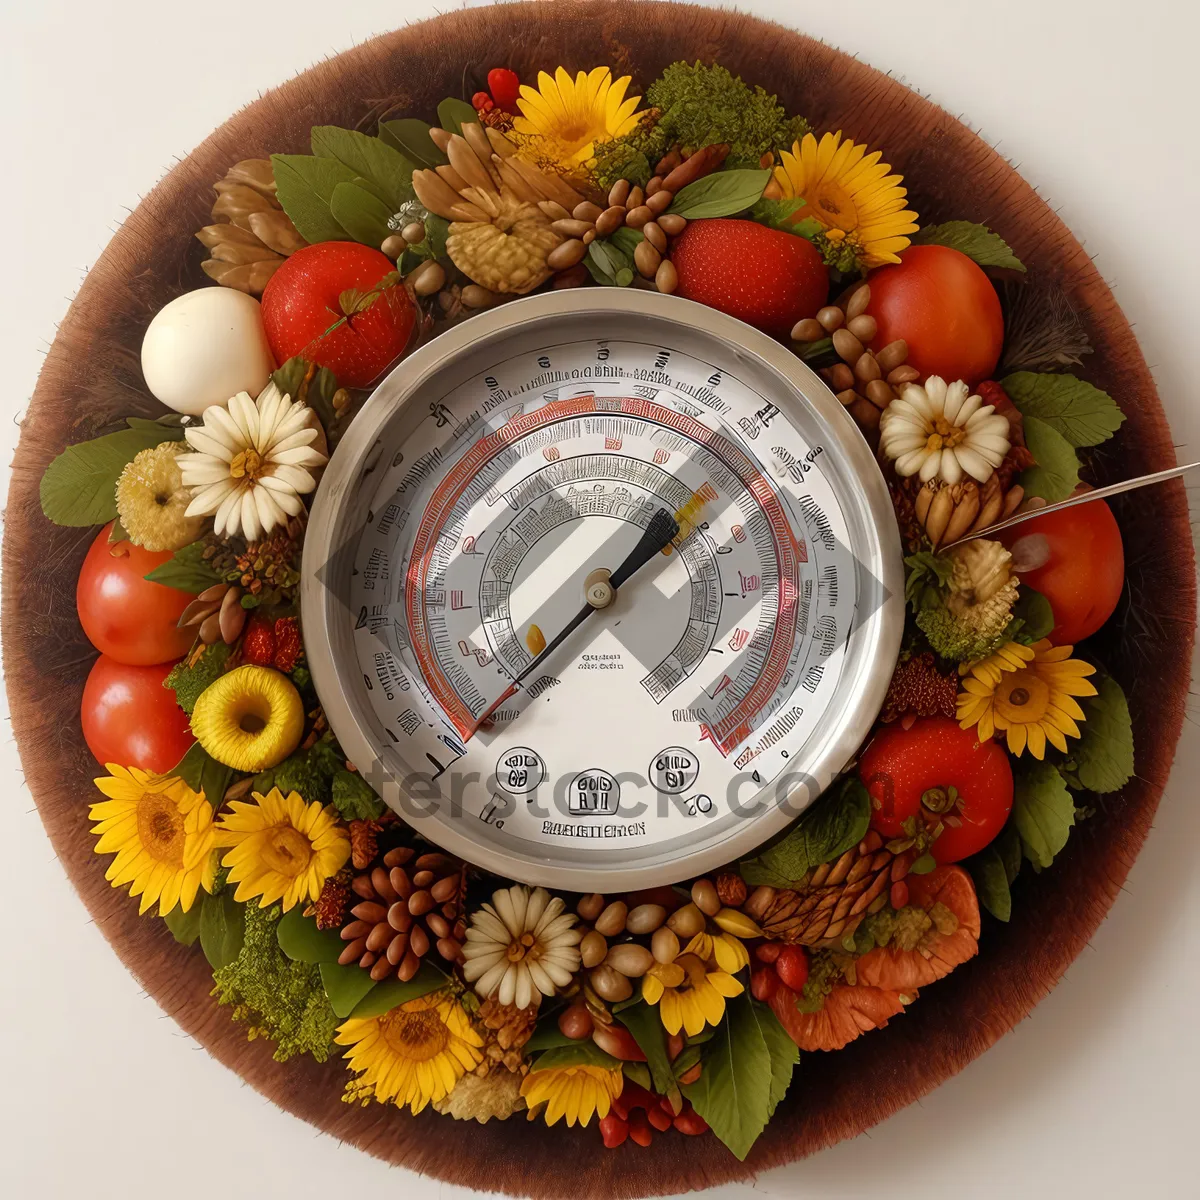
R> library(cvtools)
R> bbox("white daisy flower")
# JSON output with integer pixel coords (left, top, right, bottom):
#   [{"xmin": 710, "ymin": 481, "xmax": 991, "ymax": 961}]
[
  {"xmin": 461, "ymin": 885, "xmax": 582, "ymax": 1010},
  {"xmin": 878, "ymin": 375, "xmax": 1011, "ymax": 486},
  {"xmin": 178, "ymin": 383, "xmax": 327, "ymax": 540}
]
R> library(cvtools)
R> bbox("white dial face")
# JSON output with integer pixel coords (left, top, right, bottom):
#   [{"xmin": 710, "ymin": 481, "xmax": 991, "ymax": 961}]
[{"xmin": 346, "ymin": 332, "xmax": 863, "ymax": 868}]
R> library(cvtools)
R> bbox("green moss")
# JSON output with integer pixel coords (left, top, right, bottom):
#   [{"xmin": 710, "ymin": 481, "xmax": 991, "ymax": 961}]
[
  {"xmin": 916, "ymin": 606, "xmax": 1017, "ymax": 666},
  {"xmin": 253, "ymin": 732, "xmax": 343, "ymax": 806},
  {"xmin": 164, "ymin": 642, "xmax": 231, "ymax": 714}
]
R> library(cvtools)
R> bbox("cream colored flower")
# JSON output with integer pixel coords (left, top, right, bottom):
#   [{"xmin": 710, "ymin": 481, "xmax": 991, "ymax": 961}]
[
  {"xmin": 461, "ymin": 885, "xmax": 581, "ymax": 1009},
  {"xmin": 179, "ymin": 383, "xmax": 326, "ymax": 539},
  {"xmin": 879, "ymin": 376, "xmax": 1010, "ymax": 486}
]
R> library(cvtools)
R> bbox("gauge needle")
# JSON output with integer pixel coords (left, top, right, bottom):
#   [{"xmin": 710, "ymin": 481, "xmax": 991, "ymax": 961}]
[{"xmin": 464, "ymin": 507, "xmax": 681, "ymax": 739}]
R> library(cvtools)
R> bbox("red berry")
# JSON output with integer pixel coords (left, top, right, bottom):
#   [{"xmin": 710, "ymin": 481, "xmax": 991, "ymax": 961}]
[
  {"xmin": 272, "ymin": 616, "xmax": 303, "ymax": 673},
  {"xmin": 670, "ymin": 219, "xmax": 828, "ymax": 338},
  {"xmin": 487, "ymin": 67, "xmax": 521, "ymax": 111},
  {"xmin": 754, "ymin": 941, "xmax": 783, "ymax": 963},
  {"xmin": 750, "ymin": 965, "xmax": 778, "ymax": 1002},
  {"xmin": 647, "ymin": 1105, "xmax": 673, "ymax": 1132},
  {"xmin": 775, "ymin": 945, "xmax": 809, "ymax": 992},
  {"xmin": 599, "ymin": 1113, "xmax": 629, "ymax": 1149},
  {"xmin": 471, "ymin": 91, "xmax": 494, "ymax": 113},
  {"xmin": 261, "ymin": 242, "xmax": 417, "ymax": 388},
  {"xmin": 241, "ymin": 616, "xmax": 276, "ymax": 666},
  {"xmin": 628, "ymin": 1109, "xmax": 653, "ymax": 1147},
  {"xmin": 673, "ymin": 1107, "xmax": 710, "ymax": 1136}
]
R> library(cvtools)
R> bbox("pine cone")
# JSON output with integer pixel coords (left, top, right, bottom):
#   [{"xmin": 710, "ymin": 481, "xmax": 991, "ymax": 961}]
[
  {"xmin": 338, "ymin": 848, "xmax": 467, "ymax": 981},
  {"xmin": 473, "ymin": 996, "xmax": 538, "ymax": 1075},
  {"xmin": 743, "ymin": 835, "xmax": 914, "ymax": 948},
  {"xmin": 349, "ymin": 819, "xmax": 383, "ymax": 870},
  {"xmin": 196, "ymin": 159, "xmax": 306, "ymax": 295},
  {"xmin": 310, "ymin": 868, "xmax": 352, "ymax": 931}
]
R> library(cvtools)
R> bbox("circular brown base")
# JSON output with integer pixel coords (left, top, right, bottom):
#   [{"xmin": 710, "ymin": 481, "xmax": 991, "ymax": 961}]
[{"xmin": 3, "ymin": 3, "xmax": 1193, "ymax": 1195}]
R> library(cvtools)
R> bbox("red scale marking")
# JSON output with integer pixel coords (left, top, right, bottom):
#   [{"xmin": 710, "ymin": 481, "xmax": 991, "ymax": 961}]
[{"xmin": 404, "ymin": 396, "xmax": 801, "ymax": 747}]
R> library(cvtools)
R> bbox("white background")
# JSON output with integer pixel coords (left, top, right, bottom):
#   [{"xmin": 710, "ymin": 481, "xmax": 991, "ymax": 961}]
[{"xmin": 3, "ymin": 1, "xmax": 1198, "ymax": 1196}]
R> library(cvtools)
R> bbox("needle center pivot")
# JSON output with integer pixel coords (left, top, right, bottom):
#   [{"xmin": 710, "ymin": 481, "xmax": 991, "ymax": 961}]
[{"xmin": 584, "ymin": 567, "xmax": 614, "ymax": 610}]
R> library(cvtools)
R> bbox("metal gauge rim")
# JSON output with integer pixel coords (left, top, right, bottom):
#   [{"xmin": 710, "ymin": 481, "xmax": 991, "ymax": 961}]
[{"xmin": 301, "ymin": 289, "xmax": 903, "ymax": 890}]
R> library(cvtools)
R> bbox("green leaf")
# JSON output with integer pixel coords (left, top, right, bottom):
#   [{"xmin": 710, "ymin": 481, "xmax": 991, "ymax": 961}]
[
  {"xmin": 585, "ymin": 238, "xmax": 635, "ymax": 287},
  {"xmin": 437, "ymin": 98, "xmax": 480, "ymax": 137},
  {"xmin": 199, "ymin": 891, "xmax": 245, "ymax": 970},
  {"xmin": 1013, "ymin": 760, "xmax": 1075, "ymax": 869},
  {"xmin": 913, "ymin": 221, "xmax": 1025, "ymax": 272},
  {"xmin": 329, "ymin": 181, "xmax": 394, "ymax": 247},
  {"xmin": 795, "ymin": 336, "xmax": 834, "ymax": 363},
  {"xmin": 276, "ymin": 906, "xmax": 345, "ymax": 964},
  {"xmin": 671, "ymin": 1043, "xmax": 703, "ymax": 1078},
  {"xmin": 319, "ymin": 961, "xmax": 378, "ymax": 1018},
  {"xmin": 40, "ymin": 425, "xmax": 179, "ymax": 526},
  {"xmin": 1019, "ymin": 415, "xmax": 1080, "ymax": 503},
  {"xmin": 523, "ymin": 1021, "xmax": 578, "ymax": 1054},
  {"xmin": 424, "ymin": 214, "xmax": 450, "ymax": 259},
  {"xmin": 1071, "ymin": 676, "xmax": 1134, "ymax": 793},
  {"xmin": 998, "ymin": 821, "xmax": 1023, "ymax": 884},
  {"xmin": 668, "ymin": 169, "xmax": 771, "ymax": 220},
  {"xmin": 1001, "ymin": 371, "xmax": 1125, "ymax": 448},
  {"xmin": 610, "ymin": 226, "xmax": 644, "ymax": 256},
  {"xmin": 310, "ymin": 126, "xmax": 414, "ymax": 210},
  {"xmin": 904, "ymin": 550, "xmax": 955, "ymax": 612},
  {"xmin": 749, "ymin": 196, "xmax": 812, "ymax": 234},
  {"xmin": 740, "ymin": 777, "xmax": 870, "ymax": 887},
  {"xmin": 1012, "ymin": 587, "xmax": 1055, "ymax": 642},
  {"xmin": 743, "ymin": 998, "xmax": 798, "ymax": 1118},
  {"xmin": 270, "ymin": 154, "xmax": 355, "ymax": 244},
  {"xmin": 170, "ymin": 741, "xmax": 233, "ymax": 809},
  {"xmin": 623, "ymin": 1061, "xmax": 652, "ymax": 1091},
  {"xmin": 378, "ymin": 118, "xmax": 448, "ymax": 168},
  {"xmin": 163, "ymin": 901, "xmax": 203, "ymax": 946},
  {"xmin": 270, "ymin": 356, "xmax": 343, "ymax": 434},
  {"xmin": 617, "ymin": 1002, "xmax": 674, "ymax": 1095},
  {"xmin": 968, "ymin": 845, "xmax": 1012, "ymax": 922},
  {"xmin": 530, "ymin": 1041, "xmax": 621, "ymax": 1073},
  {"xmin": 681, "ymin": 993, "xmax": 774, "ymax": 1161},
  {"xmin": 144, "ymin": 540, "xmax": 220, "ymax": 593},
  {"xmin": 331, "ymin": 769, "xmax": 385, "ymax": 821},
  {"xmin": 348, "ymin": 962, "xmax": 447, "ymax": 1019},
  {"xmin": 125, "ymin": 415, "xmax": 187, "ymax": 441}
]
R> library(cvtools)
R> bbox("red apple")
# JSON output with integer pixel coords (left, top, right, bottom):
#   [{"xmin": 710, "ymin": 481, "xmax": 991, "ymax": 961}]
[{"xmin": 261, "ymin": 242, "xmax": 417, "ymax": 387}]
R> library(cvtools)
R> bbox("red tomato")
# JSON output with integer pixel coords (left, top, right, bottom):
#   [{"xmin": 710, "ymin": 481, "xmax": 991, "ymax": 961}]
[
  {"xmin": 859, "ymin": 717, "xmax": 1013, "ymax": 863},
  {"xmin": 865, "ymin": 245, "xmax": 1004, "ymax": 385},
  {"xmin": 77, "ymin": 523, "xmax": 197, "ymax": 665},
  {"xmin": 1000, "ymin": 498, "xmax": 1124, "ymax": 645},
  {"xmin": 81, "ymin": 655, "xmax": 195, "ymax": 773},
  {"xmin": 775, "ymin": 945, "xmax": 810, "ymax": 992}
]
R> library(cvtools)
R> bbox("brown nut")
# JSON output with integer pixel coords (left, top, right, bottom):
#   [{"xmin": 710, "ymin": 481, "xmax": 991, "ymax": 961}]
[
  {"xmin": 845, "ymin": 283, "xmax": 872, "ymax": 320},
  {"xmin": 661, "ymin": 143, "xmax": 729, "ymax": 193},
  {"xmin": 657, "ymin": 213, "xmax": 686, "ymax": 237},
  {"xmin": 828, "ymin": 363, "xmax": 855, "ymax": 392},
  {"xmin": 595, "ymin": 206, "xmax": 626, "ymax": 236},
  {"xmin": 577, "ymin": 893, "xmax": 606, "ymax": 922},
  {"xmin": 655, "ymin": 259, "xmax": 678, "ymax": 294},
  {"xmin": 605, "ymin": 943, "xmax": 654, "ymax": 977},
  {"xmin": 645, "ymin": 176, "xmax": 663, "ymax": 196},
  {"xmin": 580, "ymin": 929, "xmax": 608, "ymax": 968},
  {"xmin": 552, "ymin": 264, "xmax": 590, "ymax": 289},
  {"xmin": 460, "ymin": 284, "xmax": 496, "ymax": 310},
  {"xmin": 594, "ymin": 901, "xmax": 629, "ymax": 936},
  {"xmin": 380, "ymin": 234, "xmax": 407, "ymax": 259},
  {"xmin": 547, "ymin": 239, "xmax": 588, "ymax": 271},
  {"xmin": 865, "ymin": 379, "xmax": 895, "ymax": 409},
  {"xmin": 401, "ymin": 221, "xmax": 426, "ymax": 244},
  {"xmin": 836, "ymin": 388, "xmax": 860, "ymax": 407},
  {"xmin": 625, "ymin": 205, "xmax": 653, "ymax": 229},
  {"xmin": 888, "ymin": 364, "xmax": 921, "ymax": 386},
  {"xmin": 875, "ymin": 339, "xmax": 909, "ymax": 372},
  {"xmin": 832, "ymin": 328, "xmax": 865, "ymax": 364},
  {"xmin": 646, "ymin": 189, "xmax": 673, "ymax": 215},
  {"xmin": 626, "ymin": 903, "xmax": 667, "ymax": 934},
  {"xmin": 667, "ymin": 902, "xmax": 706, "ymax": 939},
  {"xmin": 816, "ymin": 305, "xmax": 845, "ymax": 332},
  {"xmin": 642, "ymin": 221, "xmax": 668, "ymax": 253},
  {"xmin": 572, "ymin": 200, "xmax": 603, "ymax": 223},
  {"xmin": 626, "ymin": 186, "xmax": 645, "ymax": 210},
  {"xmin": 199, "ymin": 612, "xmax": 222, "ymax": 644},
  {"xmin": 608, "ymin": 179, "xmax": 631, "ymax": 207},
  {"xmin": 410, "ymin": 260, "xmax": 445, "ymax": 296},
  {"xmin": 218, "ymin": 585, "xmax": 246, "ymax": 643},
  {"xmin": 854, "ymin": 352, "xmax": 882, "ymax": 384},
  {"xmin": 691, "ymin": 879, "xmax": 720, "ymax": 916},
  {"xmin": 633, "ymin": 239, "xmax": 662, "ymax": 278},
  {"xmin": 849, "ymin": 396, "xmax": 882, "ymax": 432},
  {"xmin": 651, "ymin": 926, "xmax": 680, "ymax": 964},
  {"xmin": 846, "ymin": 314, "xmax": 878, "ymax": 343},
  {"xmin": 551, "ymin": 218, "xmax": 596, "ymax": 238},
  {"xmin": 539, "ymin": 200, "xmax": 573, "ymax": 222},
  {"xmin": 589, "ymin": 964, "xmax": 634, "ymax": 1003},
  {"xmin": 791, "ymin": 318, "xmax": 825, "ymax": 342}
]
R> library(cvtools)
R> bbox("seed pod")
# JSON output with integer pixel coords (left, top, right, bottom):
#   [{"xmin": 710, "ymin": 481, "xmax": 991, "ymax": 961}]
[
  {"xmin": 832, "ymin": 328, "xmax": 865, "ymax": 364},
  {"xmin": 633, "ymin": 240, "xmax": 661, "ymax": 278},
  {"xmin": 351, "ymin": 901, "xmax": 388, "ymax": 924},
  {"xmin": 865, "ymin": 379, "xmax": 895, "ymax": 409},
  {"xmin": 791, "ymin": 318, "xmax": 824, "ymax": 342},
  {"xmin": 652, "ymin": 926, "xmax": 680, "ymax": 964},
  {"xmin": 595, "ymin": 206, "xmax": 626, "ymax": 236},
  {"xmin": 661, "ymin": 142, "xmax": 729, "ymax": 193},
  {"xmin": 199, "ymin": 612, "xmax": 222, "ymax": 644},
  {"xmin": 608, "ymin": 179, "xmax": 631, "ymax": 207},
  {"xmin": 594, "ymin": 901, "xmax": 628, "ymax": 936},
  {"xmin": 410, "ymin": 260, "xmax": 445, "ymax": 296},
  {"xmin": 1002, "ymin": 484, "xmax": 1025, "ymax": 518},
  {"xmin": 656, "ymin": 148, "xmax": 683, "ymax": 175},
  {"xmin": 546, "ymin": 239, "xmax": 588, "ymax": 271},
  {"xmin": 943, "ymin": 487, "xmax": 982, "ymax": 545},
  {"xmin": 460, "ymin": 284, "xmax": 496, "ymax": 310},
  {"xmin": 657, "ymin": 213, "xmax": 687, "ymax": 236},
  {"xmin": 577, "ymin": 893, "xmax": 606, "ymax": 922},
  {"xmin": 626, "ymin": 903, "xmax": 667, "ymax": 934},
  {"xmin": 691, "ymin": 879, "xmax": 720, "ymax": 916},
  {"xmin": 816, "ymin": 305, "xmax": 845, "ymax": 332},
  {"xmin": 540, "ymin": 200, "xmax": 573, "ymax": 221},
  {"xmin": 605, "ymin": 943, "xmax": 655, "ymax": 977},
  {"xmin": 845, "ymin": 283, "xmax": 871, "ymax": 320},
  {"xmin": 854, "ymin": 352, "xmax": 881, "ymax": 384},
  {"xmin": 642, "ymin": 221, "xmax": 668, "ymax": 253},
  {"xmin": 388, "ymin": 867, "xmax": 412, "ymax": 899},
  {"xmin": 846, "ymin": 314, "xmax": 878, "ymax": 342},
  {"xmin": 923, "ymin": 486, "xmax": 956, "ymax": 546},
  {"xmin": 713, "ymin": 907, "xmax": 762, "ymax": 938},
  {"xmin": 380, "ymin": 234, "xmax": 407, "ymax": 259},
  {"xmin": 625, "ymin": 205, "xmax": 653, "ymax": 229},
  {"xmin": 589, "ymin": 964, "xmax": 634, "ymax": 1003},
  {"xmin": 580, "ymin": 929, "xmax": 608, "ymax": 968},
  {"xmin": 408, "ymin": 889, "xmax": 435, "ymax": 916},
  {"xmin": 667, "ymin": 902, "xmax": 705, "ymax": 939},
  {"xmin": 828, "ymin": 363, "xmax": 855, "ymax": 392},
  {"xmin": 573, "ymin": 200, "xmax": 603, "ymax": 223},
  {"xmin": 888, "ymin": 365, "xmax": 921, "ymax": 385},
  {"xmin": 551, "ymin": 218, "xmax": 596, "ymax": 238},
  {"xmin": 836, "ymin": 388, "xmax": 859, "ymax": 407},
  {"xmin": 177, "ymin": 596, "xmax": 222, "ymax": 628},
  {"xmin": 875, "ymin": 339, "xmax": 909, "ymax": 372},
  {"xmin": 655, "ymin": 259, "xmax": 678, "ymax": 295},
  {"xmin": 437, "ymin": 937, "xmax": 463, "ymax": 963},
  {"xmin": 646, "ymin": 189, "xmax": 673, "ymax": 215}
]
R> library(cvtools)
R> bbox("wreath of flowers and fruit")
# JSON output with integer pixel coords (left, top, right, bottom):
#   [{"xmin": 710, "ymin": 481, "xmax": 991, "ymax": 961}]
[{"xmin": 39, "ymin": 61, "xmax": 1135, "ymax": 1159}]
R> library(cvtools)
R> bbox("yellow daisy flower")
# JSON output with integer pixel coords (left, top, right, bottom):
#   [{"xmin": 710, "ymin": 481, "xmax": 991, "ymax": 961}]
[
  {"xmin": 513, "ymin": 66, "xmax": 643, "ymax": 170},
  {"xmin": 336, "ymin": 991, "xmax": 483, "ymax": 1114},
  {"xmin": 958, "ymin": 638, "xmax": 1098, "ymax": 758},
  {"xmin": 214, "ymin": 786, "xmax": 350, "ymax": 911},
  {"xmin": 774, "ymin": 131, "xmax": 919, "ymax": 268},
  {"xmin": 520, "ymin": 1063, "xmax": 624, "ymax": 1127},
  {"xmin": 642, "ymin": 951, "xmax": 744, "ymax": 1037},
  {"xmin": 89, "ymin": 765, "xmax": 218, "ymax": 916}
]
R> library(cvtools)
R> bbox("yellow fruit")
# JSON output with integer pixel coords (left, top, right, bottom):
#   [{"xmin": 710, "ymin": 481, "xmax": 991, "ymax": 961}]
[{"xmin": 191, "ymin": 665, "xmax": 304, "ymax": 772}]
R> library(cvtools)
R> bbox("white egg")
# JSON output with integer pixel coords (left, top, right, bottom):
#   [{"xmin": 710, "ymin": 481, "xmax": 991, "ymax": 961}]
[{"xmin": 140, "ymin": 287, "xmax": 276, "ymax": 415}]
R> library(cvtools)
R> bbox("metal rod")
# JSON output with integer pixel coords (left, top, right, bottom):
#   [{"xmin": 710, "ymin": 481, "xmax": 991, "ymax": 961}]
[{"xmin": 941, "ymin": 461, "xmax": 1200, "ymax": 550}]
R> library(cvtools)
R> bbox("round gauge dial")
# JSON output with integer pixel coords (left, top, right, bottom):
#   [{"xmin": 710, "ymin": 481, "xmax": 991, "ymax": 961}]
[{"xmin": 303, "ymin": 291, "xmax": 902, "ymax": 890}]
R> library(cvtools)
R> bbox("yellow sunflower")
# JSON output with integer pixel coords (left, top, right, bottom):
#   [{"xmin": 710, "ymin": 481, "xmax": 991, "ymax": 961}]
[
  {"xmin": 520, "ymin": 1063, "xmax": 624, "ymax": 1127},
  {"xmin": 336, "ymin": 991, "xmax": 483, "ymax": 1114},
  {"xmin": 512, "ymin": 66, "xmax": 643, "ymax": 170},
  {"xmin": 642, "ymin": 951, "xmax": 744, "ymax": 1037},
  {"xmin": 89, "ymin": 765, "xmax": 218, "ymax": 916},
  {"xmin": 774, "ymin": 131, "xmax": 919, "ymax": 268},
  {"xmin": 958, "ymin": 638, "xmax": 1098, "ymax": 758},
  {"xmin": 214, "ymin": 786, "xmax": 350, "ymax": 911}
]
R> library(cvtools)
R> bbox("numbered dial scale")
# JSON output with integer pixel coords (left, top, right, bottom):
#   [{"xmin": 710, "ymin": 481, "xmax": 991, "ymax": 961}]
[{"xmin": 302, "ymin": 291, "xmax": 902, "ymax": 890}]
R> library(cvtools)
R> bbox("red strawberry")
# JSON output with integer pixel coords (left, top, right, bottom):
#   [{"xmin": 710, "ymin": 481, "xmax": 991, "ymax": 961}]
[
  {"xmin": 261, "ymin": 242, "xmax": 416, "ymax": 388},
  {"xmin": 487, "ymin": 68, "xmax": 521, "ymax": 112},
  {"xmin": 271, "ymin": 616, "xmax": 303, "ymax": 673},
  {"xmin": 241, "ymin": 616, "xmax": 276, "ymax": 666},
  {"xmin": 669, "ymin": 218, "xmax": 828, "ymax": 338}
]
